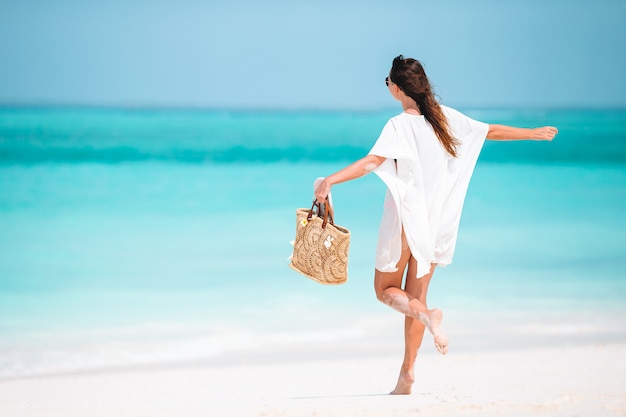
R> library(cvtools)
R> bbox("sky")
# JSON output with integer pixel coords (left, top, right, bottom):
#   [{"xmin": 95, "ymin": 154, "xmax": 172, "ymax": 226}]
[{"xmin": 0, "ymin": 0, "xmax": 625, "ymax": 110}]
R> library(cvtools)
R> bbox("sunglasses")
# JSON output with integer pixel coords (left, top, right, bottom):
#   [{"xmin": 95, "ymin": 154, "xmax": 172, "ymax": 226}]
[{"xmin": 385, "ymin": 76, "xmax": 390, "ymax": 87}]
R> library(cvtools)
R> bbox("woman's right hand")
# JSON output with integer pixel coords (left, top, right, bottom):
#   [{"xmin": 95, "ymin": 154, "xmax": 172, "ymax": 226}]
[{"xmin": 314, "ymin": 178, "xmax": 332, "ymax": 204}]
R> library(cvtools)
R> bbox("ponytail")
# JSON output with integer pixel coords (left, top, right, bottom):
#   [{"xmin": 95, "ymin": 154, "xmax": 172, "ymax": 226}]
[{"xmin": 390, "ymin": 55, "xmax": 459, "ymax": 157}]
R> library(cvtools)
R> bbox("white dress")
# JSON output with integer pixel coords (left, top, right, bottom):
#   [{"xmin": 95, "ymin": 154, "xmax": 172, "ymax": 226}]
[{"xmin": 368, "ymin": 106, "xmax": 489, "ymax": 279}]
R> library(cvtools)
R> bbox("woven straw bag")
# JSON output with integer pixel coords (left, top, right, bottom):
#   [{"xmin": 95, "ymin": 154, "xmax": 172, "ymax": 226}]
[{"xmin": 289, "ymin": 199, "xmax": 350, "ymax": 285}]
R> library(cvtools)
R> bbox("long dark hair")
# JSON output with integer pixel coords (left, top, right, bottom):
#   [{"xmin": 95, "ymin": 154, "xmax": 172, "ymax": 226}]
[{"xmin": 389, "ymin": 55, "xmax": 458, "ymax": 157}]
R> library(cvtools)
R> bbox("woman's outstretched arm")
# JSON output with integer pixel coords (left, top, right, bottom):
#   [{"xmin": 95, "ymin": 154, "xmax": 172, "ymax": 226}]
[
  {"xmin": 487, "ymin": 125, "xmax": 558, "ymax": 141},
  {"xmin": 314, "ymin": 154, "xmax": 386, "ymax": 203}
]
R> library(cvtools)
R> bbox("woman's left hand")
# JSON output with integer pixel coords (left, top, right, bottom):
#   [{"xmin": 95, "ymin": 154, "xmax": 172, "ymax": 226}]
[{"xmin": 530, "ymin": 126, "xmax": 559, "ymax": 141}]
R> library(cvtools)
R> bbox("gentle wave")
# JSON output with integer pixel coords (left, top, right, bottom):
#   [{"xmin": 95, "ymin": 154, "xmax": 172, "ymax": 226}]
[
  {"xmin": 2, "ymin": 141, "xmax": 626, "ymax": 164},
  {"xmin": 0, "ymin": 145, "xmax": 368, "ymax": 164},
  {"xmin": 1, "ymin": 144, "xmax": 625, "ymax": 164}
]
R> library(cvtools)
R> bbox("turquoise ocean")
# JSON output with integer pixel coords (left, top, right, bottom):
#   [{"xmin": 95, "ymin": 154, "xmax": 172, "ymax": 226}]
[{"xmin": 1, "ymin": 107, "xmax": 625, "ymax": 378}]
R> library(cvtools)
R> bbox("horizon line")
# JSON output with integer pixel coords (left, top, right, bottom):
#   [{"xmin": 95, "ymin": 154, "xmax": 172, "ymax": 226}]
[{"xmin": 1, "ymin": 102, "xmax": 625, "ymax": 113}]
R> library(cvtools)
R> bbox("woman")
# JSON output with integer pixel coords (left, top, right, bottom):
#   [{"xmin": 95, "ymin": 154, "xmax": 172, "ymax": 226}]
[{"xmin": 313, "ymin": 55, "xmax": 558, "ymax": 395}]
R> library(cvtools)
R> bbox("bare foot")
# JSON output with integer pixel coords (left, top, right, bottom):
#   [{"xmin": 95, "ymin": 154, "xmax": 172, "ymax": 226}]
[
  {"xmin": 390, "ymin": 368, "xmax": 414, "ymax": 395},
  {"xmin": 428, "ymin": 308, "xmax": 448, "ymax": 355}
]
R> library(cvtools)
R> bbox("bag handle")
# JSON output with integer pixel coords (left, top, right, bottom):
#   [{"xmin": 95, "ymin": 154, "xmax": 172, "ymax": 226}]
[{"xmin": 307, "ymin": 197, "xmax": 334, "ymax": 228}]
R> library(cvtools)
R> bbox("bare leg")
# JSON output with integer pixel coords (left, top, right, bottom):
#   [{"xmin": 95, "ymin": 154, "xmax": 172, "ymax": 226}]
[
  {"xmin": 389, "ymin": 260, "xmax": 434, "ymax": 395},
  {"xmin": 375, "ymin": 262, "xmax": 448, "ymax": 355},
  {"xmin": 374, "ymin": 236, "xmax": 448, "ymax": 395},
  {"xmin": 390, "ymin": 318, "xmax": 424, "ymax": 395}
]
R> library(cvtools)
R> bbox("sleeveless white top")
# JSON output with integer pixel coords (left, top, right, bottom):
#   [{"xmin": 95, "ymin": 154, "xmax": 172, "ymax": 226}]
[{"xmin": 368, "ymin": 106, "xmax": 489, "ymax": 278}]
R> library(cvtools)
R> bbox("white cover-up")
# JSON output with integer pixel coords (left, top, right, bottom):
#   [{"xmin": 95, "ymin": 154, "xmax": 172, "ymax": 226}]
[{"xmin": 368, "ymin": 106, "xmax": 489, "ymax": 279}]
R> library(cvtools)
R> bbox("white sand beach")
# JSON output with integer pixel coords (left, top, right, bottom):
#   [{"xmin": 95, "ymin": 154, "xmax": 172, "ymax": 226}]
[
  {"xmin": 0, "ymin": 345, "xmax": 624, "ymax": 417},
  {"xmin": 1, "ymin": 308, "xmax": 625, "ymax": 417}
]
